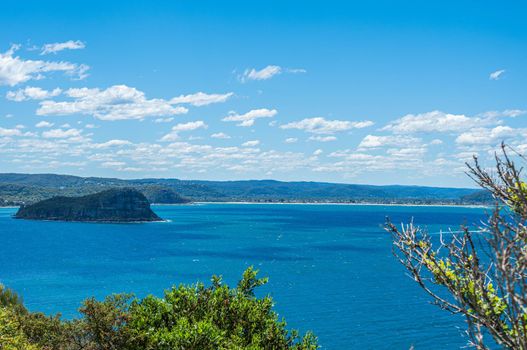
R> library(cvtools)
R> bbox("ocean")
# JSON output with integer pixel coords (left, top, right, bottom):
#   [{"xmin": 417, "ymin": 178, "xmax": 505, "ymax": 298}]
[{"xmin": 0, "ymin": 203, "xmax": 488, "ymax": 349}]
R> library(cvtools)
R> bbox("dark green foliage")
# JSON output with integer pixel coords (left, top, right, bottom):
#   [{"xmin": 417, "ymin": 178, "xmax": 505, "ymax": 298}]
[
  {"xmin": 139, "ymin": 185, "xmax": 190, "ymax": 204},
  {"xmin": 0, "ymin": 284, "xmax": 23, "ymax": 309},
  {"xmin": 0, "ymin": 268, "xmax": 318, "ymax": 350},
  {"xmin": 15, "ymin": 188, "xmax": 162, "ymax": 222}
]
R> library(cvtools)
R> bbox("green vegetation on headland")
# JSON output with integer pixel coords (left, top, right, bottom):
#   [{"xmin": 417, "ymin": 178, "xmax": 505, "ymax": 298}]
[
  {"xmin": 0, "ymin": 180, "xmax": 190, "ymax": 206},
  {"xmin": 15, "ymin": 188, "xmax": 162, "ymax": 223},
  {"xmin": 0, "ymin": 268, "xmax": 318, "ymax": 350},
  {"xmin": 0, "ymin": 173, "xmax": 491, "ymax": 206}
]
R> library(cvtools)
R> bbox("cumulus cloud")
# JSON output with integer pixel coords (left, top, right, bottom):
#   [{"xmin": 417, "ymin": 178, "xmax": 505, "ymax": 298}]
[
  {"xmin": 489, "ymin": 69, "xmax": 505, "ymax": 80},
  {"xmin": 455, "ymin": 126, "xmax": 520, "ymax": 145},
  {"xmin": 101, "ymin": 161, "xmax": 126, "ymax": 168},
  {"xmin": 0, "ymin": 127, "xmax": 22, "ymax": 137},
  {"xmin": 170, "ymin": 92, "xmax": 233, "ymax": 106},
  {"xmin": 222, "ymin": 108, "xmax": 277, "ymax": 127},
  {"xmin": 6, "ymin": 86, "xmax": 62, "ymax": 101},
  {"xmin": 358, "ymin": 135, "xmax": 421, "ymax": 148},
  {"xmin": 41, "ymin": 40, "xmax": 86, "ymax": 55},
  {"xmin": 160, "ymin": 121, "xmax": 207, "ymax": 142},
  {"xmin": 0, "ymin": 44, "xmax": 89, "ymax": 86},
  {"xmin": 171, "ymin": 121, "xmax": 207, "ymax": 132},
  {"xmin": 308, "ymin": 135, "xmax": 337, "ymax": 142},
  {"xmin": 383, "ymin": 110, "xmax": 488, "ymax": 134},
  {"xmin": 35, "ymin": 121, "xmax": 54, "ymax": 128},
  {"xmin": 92, "ymin": 139, "xmax": 132, "ymax": 148},
  {"xmin": 386, "ymin": 146, "xmax": 427, "ymax": 157},
  {"xmin": 281, "ymin": 117, "xmax": 373, "ymax": 134},
  {"xmin": 478, "ymin": 109, "xmax": 526, "ymax": 118},
  {"xmin": 242, "ymin": 140, "xmax": 260, "ymax": 147},
  {"xmin": 154, "ymin": 117, "xmax": 174, "ymax": 123},
  {"xmin": 42, "ymin": 128, "xmax": 82, "ymax": 139},
  {"xmin": 211, "ymin": 132, "xmax": 231, "ymax": 139},
  {"xmin": 326, "ymin": 143, "xmax": 431, "ymax": 175},
  {"xmin": 284, "ymin": 137, "xmax": 298, "ymax": 143},
  {"xmin": 37, "ymin": 85, "xmax": 188, "ymax": 121}
]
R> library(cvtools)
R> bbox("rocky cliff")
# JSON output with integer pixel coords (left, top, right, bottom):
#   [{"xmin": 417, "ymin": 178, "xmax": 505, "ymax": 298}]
[{"xmin": 15, "ymin": 188, "xmax": 162, "ymax": 222}]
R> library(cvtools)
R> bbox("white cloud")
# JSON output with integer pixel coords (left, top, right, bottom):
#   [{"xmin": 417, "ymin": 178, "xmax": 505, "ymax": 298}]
[
  {"xmin": 242, "ymin": 140, "xmax": 260, "ymax": 147},
  {"xmin": 309, "ymin": 136, "xmax": 337, "ymax": 142},
  {"xmin": 386, "ymin": 146, "xmax": 427, "ymax": 157},
  {"xmin": 240, "ymin": 65, "xmax": 306, "ymax": 82},
  {"xmin": 6, "ymin": 86, "xmax": 62, "ymax": 101},
  {"xmin": 35, "ymin": 121, "xmax": 54, "ymax": 128},
  {"xmin": 37, "ymin": 85, "xmax": 189, "ymax": 121},
  {"xmin": 455, "ymin": 151, "xmax": 479, "ymax": 161},
  {"xmin": 456, "ymin": 126, "xmax": 519, "ymax": 145},
  {"xmin": 41, "ymin": 40, "xmax": 86, "ymax": 55},
  {"xmin": 211, "ymin": 132, "xmax": 231, "ymax": 139},
  {"xmin": 42, "ymin": 128, "xmax": 82, "ymax": 139},
  {"xmin": 285, "ymin": 137, "xmax": 298, "ymax": 143},
  {"xmin": 171, "ymin": 120, "xmax": 207, "ymax": 132},
  {"xmin": 243, "ymin": 65, "xmax": 281, "ymax": 81},
  {"xmin": 160, "ymin": 121, "xmax": 207, "ymax": 142},
  {"xmin": 478, "ymin": 109, "xmax": 526, "ymax": 118},
  {"xmin": 170, "ymin": 92, "xmax": 233, "ymax": 106},
  {"xmin": 326, "ymin": 146, "xmax": 430, "ymax": 175},
  {"xmin": 0, "ymin": 127, "xmax": 22, "ymax": 137},
  {"xmin": 154, "ymin": 117, "xmax": 174, "ymax": 123},
  {"xmin": 313, "ymin": 149, "xmax": 323, "ymax": 156},
  {"xmin": 383, "ymin": 111, "xmax": 486, "ymax": 134},
  {"xmin": 430, "ymin": 139, "xmax": 443, "ymax": 145},
  {"xmin": 92, "ymin": 139, "xmax": 132, "ymax": 148},
  {"xmin": 281, "ymin": 117, "xmax": 373, "ymax": 134},
  {"xmin": 101, "ymin": 161, "xmax": 126, "ymax": 168},
  {"xmin": 358, "ymin": 135, "xmax": 421, "ymax": 148},
  {"xmin": 0, "ymin": 44, "xmax": 89, "ymax": 86},
  {"xmin": 489, "ymin": 69, "xmax": 505, "ymax": 80},
  {"xmin": 222, "ymin": 108, "xmax": 277, "ymax": 127}
]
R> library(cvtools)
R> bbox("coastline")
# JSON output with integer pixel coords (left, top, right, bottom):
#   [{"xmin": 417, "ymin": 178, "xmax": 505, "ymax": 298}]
[
  {"xmin": 180, "ymin": 201, "xmax": 491, "ymax": 209},
  {"xmin": 2, "ymin": 202, "xmax": 491, "ymax": 209}
]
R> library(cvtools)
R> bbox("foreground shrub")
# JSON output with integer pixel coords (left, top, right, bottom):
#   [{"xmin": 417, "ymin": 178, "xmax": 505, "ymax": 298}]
[{"xmin": 0, "ymin": 267, "xmax": 318, "ymax": 349}]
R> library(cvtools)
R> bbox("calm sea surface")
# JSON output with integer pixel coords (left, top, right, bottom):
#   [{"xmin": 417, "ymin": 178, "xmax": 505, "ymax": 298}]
[{"xmin": 0, "ymin": 204, "xmax": 488, "ymax": 349}]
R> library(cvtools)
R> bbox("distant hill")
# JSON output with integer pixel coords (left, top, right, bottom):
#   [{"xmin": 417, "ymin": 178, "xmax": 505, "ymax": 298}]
[
  {"xmin": 459, "ymin": 189, "xmax": 494, "ymax": 204},
  {"xmin": 139, "ymin": 185, "xmax": 190, "ymax": 204},
  {"xmin": 0, "ymin": 175, "xmax": 190, "ymax": 205},
  {"xmin": 15, "ymin": 188, "xmax": 162, "ymax": 222},
  {"xmin": 0, "ymin": 173, "xmax": 490, "ymax": 205}
]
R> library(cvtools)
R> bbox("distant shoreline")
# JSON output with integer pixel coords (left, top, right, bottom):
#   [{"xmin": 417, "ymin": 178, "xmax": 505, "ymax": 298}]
[
  {"xmin": 1, "ymin": 202, "xmax": 491, "ymax": 209},
  {"xmin": 161, "ymin": 201, "xmax": 491, "ymax": 208}
]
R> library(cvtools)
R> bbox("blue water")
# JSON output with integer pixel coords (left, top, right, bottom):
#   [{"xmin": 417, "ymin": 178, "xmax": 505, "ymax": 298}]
[{"xmin": 0, "ymin": 204, "xmax": 488, "ymax": 349}]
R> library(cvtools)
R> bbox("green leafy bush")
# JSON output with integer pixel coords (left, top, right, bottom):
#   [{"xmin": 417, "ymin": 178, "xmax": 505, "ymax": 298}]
[{"xmin": 0, "ymin": 268, "xmax": 318, "ymax": 350}]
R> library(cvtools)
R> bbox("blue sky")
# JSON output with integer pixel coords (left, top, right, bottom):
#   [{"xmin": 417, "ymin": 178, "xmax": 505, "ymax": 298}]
[{"xmin": 0, "ymin": 0, "xmax": 526, "ymax": 187}]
